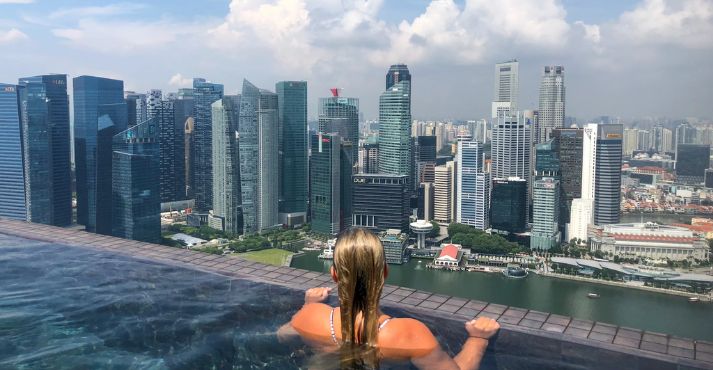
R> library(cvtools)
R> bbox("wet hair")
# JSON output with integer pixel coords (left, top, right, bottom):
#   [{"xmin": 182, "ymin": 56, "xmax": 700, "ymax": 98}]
[{"xmin": 332, "ymin": 227, "xmax": 386, "ymax": 369}]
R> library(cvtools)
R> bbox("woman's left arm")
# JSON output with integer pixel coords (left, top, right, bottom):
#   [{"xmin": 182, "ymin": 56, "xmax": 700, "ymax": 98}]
[{"xmin": 277, "ymin": 287, "xmax": 333, "ymax": 343}]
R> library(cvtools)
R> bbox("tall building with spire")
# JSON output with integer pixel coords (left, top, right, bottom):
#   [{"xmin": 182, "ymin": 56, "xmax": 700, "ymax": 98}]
[
  {"xmin": 17, "ymin": 75, "xmax": 72, "ymax": 226},
  {"xmin": 239, "ymin": 80, "xmax": 279, "ymax": 234},
  {"xmin": 537, "ymin": 65, "xmax": 565, "ymax": 143},
  {"xmin": 192, "ymin": 78, "xmax": 224, "ymax": 211},
  {"xmin": 492, "ymin": 60, "xmax": 519, "ymax": 119}
]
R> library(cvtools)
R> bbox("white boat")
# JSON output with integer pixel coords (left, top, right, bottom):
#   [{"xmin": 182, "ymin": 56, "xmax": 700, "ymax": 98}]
[
  {"xmin": 587, "ymin": 293, "xmax": 600, "ymax": 299},
  {"xmin": 688, "ymin": 297, "xmax": 700, "ymax": 303},
  {"xmin": 318, "ymin": 239, "xmax": 336, "ymax": 260}
]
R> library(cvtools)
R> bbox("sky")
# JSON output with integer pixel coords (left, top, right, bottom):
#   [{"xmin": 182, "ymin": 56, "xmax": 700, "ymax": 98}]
[{"xmin": 1, "ymin": 0, "xmax": 712, "ymax": 122}]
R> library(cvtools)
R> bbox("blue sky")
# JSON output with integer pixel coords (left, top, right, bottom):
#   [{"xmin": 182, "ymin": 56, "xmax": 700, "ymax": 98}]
[{"xmin": 1, "ymin": 0, "xmax": 712, "ymax": 121}]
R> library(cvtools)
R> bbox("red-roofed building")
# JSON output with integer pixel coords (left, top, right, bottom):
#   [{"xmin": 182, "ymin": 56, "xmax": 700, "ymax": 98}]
[{"xmin": 434, "ymin": 243, "xmax": 464, "ymax": 267}]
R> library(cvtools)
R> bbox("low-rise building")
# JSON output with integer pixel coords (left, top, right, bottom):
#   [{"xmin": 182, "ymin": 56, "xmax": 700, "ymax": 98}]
[
  {"xmin": 379, "ymin": 229, "xmax": 409, "ymax": 264},
  {"xmin": 433, "ymin": 243, "xmax": 464, "ymax": 267},
  {"xmin": 588, "ymin": 222, "xmax": 710, "ymax": 261}
]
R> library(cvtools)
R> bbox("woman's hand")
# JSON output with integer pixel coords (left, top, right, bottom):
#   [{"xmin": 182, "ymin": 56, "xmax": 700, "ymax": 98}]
[
  {"xmin": 304, "ymin": 287, "xmax": 332, "ymax": 304},
  {"xmin": 465, "ymin": 317, "xmax": 500, "ymax": 340}
]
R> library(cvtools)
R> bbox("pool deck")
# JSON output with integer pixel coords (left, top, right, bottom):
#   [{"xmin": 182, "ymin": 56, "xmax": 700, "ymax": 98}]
[{"xmin": 1, "ymin": 217, "xmax": 711, "ymax": 369}]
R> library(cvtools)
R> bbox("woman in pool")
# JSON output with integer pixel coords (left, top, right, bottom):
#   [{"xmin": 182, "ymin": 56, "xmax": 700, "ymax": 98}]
[{"xmin": 278, "ymin": 227, "xmax": 499, "ymax": 369}]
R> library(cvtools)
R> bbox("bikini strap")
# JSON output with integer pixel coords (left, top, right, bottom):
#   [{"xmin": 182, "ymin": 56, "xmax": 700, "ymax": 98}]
[
  {"xmin": 378, "ymin": 317, "xmax": 392, "ymax": 331},
  {"xmin": 329, "ymin": 307, "xmax": 338, "ymax": 344}
]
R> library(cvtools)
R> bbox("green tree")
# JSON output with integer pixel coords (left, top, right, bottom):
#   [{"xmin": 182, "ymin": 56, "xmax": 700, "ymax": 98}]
[{"xmin": 428, "ymin": 221, "xmax": 440, "ymax": 238}]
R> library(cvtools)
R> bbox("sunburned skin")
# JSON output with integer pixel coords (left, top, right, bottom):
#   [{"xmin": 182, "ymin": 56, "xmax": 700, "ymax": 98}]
[{"xmin": 291, "ymin": 303, "xmax": 439, "ymax": 359}]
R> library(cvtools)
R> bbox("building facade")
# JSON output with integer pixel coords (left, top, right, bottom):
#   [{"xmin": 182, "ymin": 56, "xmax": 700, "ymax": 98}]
[
  {"xmin": 378, "ymin": 79, "xmax": 412, "ymax": 177},
  {"xmin": 211, "ymin": 97, "xmax": 242, "ymax": 235},
  {"xmin": 434, "ymin": 162, "xmax": 455, "ymax": 224},
  {"xmin": 589, "ymin": 223, "xmax": 710, "ymax": 261},
  {"xmin": 276, "ymin": 81, "xmax": 308, "ymax": 220},
  {"xmin": 490, "ymin": 178, "xmax": 527, "ymax": 234},
  {"xmin": 457, "ymin": 140, "xmax": 488, "ymax": 229},
  {"xmin": 492, "ymin": 60, "xmax": 519, "ymax": 118},
  {"xmin": 537, "ymin": 66, "xmax": 565, "ymax": 143},
  {"xmin": 192, "ymin": 78, "xmax": 224, "ymax": 211},
  {"xmin": 491, "ymin": 113, "xmax": 531, "ymax": 184},
  {"xmin": 239, "ymin": 80, "xmax": 279, "ymax": 234},
  {"xmin": 310, "ymin": 133, "xmax": 342, "ymax": 235},
  {"xmin": 171, "ymin": 95, "xmax": 193, "ymax": 200},
  {"xmin": 531, "ymin": 177, "xmax": 561, "ymax": 250},
  {"xmin": 351, "ymin": 173, "xmax": 409, "ymax": 232},
  {"xmin": 386, "ymin": 64, "xmax": 411, "ymax": 91},
  {"xmin": 17, "ymin": 75, "xmax": 72, "ymax": 226},
  {"xmin": 73, "ymin": 76, "xmax": 127, "ymax": 234},
  {"xmin": 380, "ymin": 229, "xmax": 408, "ymax": 264},
  {"xmin": 0, "ymin": 83, "xmax": 26, "ymax": 220},
  {"xmin": 676, "ymin": 144, "xmax": 709, "ymax": 183},
  {"xmin": 111, "ymin": 117, "xmax": 160, "ymax": 243}
]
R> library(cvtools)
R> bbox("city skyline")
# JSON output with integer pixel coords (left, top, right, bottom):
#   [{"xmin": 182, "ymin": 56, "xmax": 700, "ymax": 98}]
[{"xmin": 1, "ymin": 0, "xmax": 711, "ymax": 121}]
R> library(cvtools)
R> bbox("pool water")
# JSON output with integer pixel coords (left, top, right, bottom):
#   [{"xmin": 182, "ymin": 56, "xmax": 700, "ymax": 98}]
[{"xmin": 0, "ymin": 235, "xmax": 460, "ymax": 369}]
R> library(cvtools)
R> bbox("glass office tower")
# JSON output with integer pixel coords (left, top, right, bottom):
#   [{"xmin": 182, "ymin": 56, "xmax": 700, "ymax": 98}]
[
  {"xmin": 211, "ymin": 96, "xmax": 242, "ymax": 235},
  {"xmin": 0, "ymin": 83, "xmax": 27, "ymax": 220},
  {"xmin": 112, "ymin": 117, "xmax": 160, "ymax": 243},
  {"xmin": 73, "ymin": 76, "xmax": 126, "ymax": 234},
  {"xmin": 192, "ymin": 78, "xmax": 224, "ymax": 211},
  {"xmin": 276, "ymin": 81, "xmax": 308, "ymax": 218},
  {"xmin": 490, "ymin": 178, "xmax": 527, "ymax": 234},
  {"xmin": 18, "ymin": 75, "xmax": 72, "ymax": 226}
]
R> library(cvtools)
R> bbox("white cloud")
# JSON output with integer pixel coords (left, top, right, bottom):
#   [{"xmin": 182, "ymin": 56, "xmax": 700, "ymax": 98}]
[
  {"xmin": 0, "ymin": 0, "xmax": 33, "ymax": 4},
  {"xmin": 614, "ymin": 0, "xmax": 713, "ymax": 49},
  {"xmin": 52, "ymin": 19, "xmax": 196, "ymax": 54},
  {"xmin": 575, "ymin": 21, "xmax": 601, "ymax": 44},
  {"xmin": 0, "ymin": 28, "xmax": 28, "ymax": 43},
  {"xmin": 49, "ymin": 3, "xmax": 147, "ymax": 19},
  {"xmin": 168, "ymin": 73, "xmax": 192, "ymax": 87}
]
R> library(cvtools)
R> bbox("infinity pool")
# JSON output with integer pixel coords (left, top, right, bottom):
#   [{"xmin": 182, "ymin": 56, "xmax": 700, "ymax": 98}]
[{"xmin": 1, "ymin": 235, "xmax": 472, "ymax": 369}]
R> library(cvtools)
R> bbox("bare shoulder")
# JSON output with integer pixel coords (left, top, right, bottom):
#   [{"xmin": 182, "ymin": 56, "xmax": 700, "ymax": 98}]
[
  {"xmin": 380, "ymin": 318, "xmax": 439, "ymax": 357},
  {"xmin": 291, "ymin": 303, "xmax": 331, "ymax": 328}
]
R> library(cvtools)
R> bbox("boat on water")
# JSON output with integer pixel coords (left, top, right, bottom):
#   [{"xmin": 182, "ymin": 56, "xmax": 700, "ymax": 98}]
[
  {"xmin": 502, "ymin": 265, "xmax": 528, "ymax": 278},
  {"xmin": 318, "ymin": 239, "xmax": 336, "ymax": 260},
  {"xmin": 688, "ymin": 297, "xmax": 700, "ymax": 303},
  {"xmin": 587, "ymin": 293, "xmax": 600, "ymax": 299}
]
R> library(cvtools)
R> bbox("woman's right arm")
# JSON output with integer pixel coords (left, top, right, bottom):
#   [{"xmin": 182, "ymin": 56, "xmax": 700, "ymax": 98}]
[{"xmin": 411, "ymin": 317, "xmax": 500, "ymax": 370}]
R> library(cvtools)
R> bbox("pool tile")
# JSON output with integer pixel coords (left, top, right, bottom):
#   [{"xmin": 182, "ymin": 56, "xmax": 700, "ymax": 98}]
[
  {"xmin": 417, "ymin": 300, "xmax": 442, "ymax": 309},
  {"xmin": 409, "ymin": 291, "xmax": 431, "ymax": 300},
  {"xmin": 541, "ymin": 323, "xmax": 566, "ymax": 333},
  {"xmin": 545, "ymin": 314, "xmax": 570, "ymax": 327},
  {"xmin": 239, "ymin": 267, "xmax": 256, "ymax": 275},
  {"xmin": 502, "ymin": 308, "xmax": 527, "ymax": 319},
  {"xmin": 667, "ymin": 345, "xmax": 694, "ymax": 359},
  {"xmin": 613, "ymin": 335, "xmax": 641, "ymax": 348},
  {"xmin": 462, "ymin": 300, "xmax": 488, "ymax": 311},
  {"xmin": 476, "ymin": 312, "xmax": 501, "ymax": 321},
  {"xmin": 381, "ymin": 294, "xmax": 401, "ymax": 303},
  {"xmin": 455, "ymin": 307, "xmax": 480, "ymax": 319},
  {"xmin": 443, "ymin": 297, "xmax": 468, "ymax": 306},
  {"xmin": 436, "ymin": 304, "xmax": 463, "ymax": 314},
  {"xmin": 498, "ymin": 315, "xmax": 521, "ymax": 325},
  {"xmin": 482, "ymin": 304, "xmax": 507, "ymax": 315},
  {"xmin": 697, "ymin": 340, "xmax": 713, "ymax": 354},
  {"xmin": 696, "ymin": 351, "xmax": 713, "ymax": 362},
  {"xmin": 668, "ymin": 336, "xmax": 694, "ymax": 350},
  {"xmin": 390, "ymin": 289, "xmax": 413, "ymax": 298},
  {"xmin": 564, "ymin": 327, "xmax": 590, "ymax": 339},
  {"xmin": 519, "ymin": 319, "xmax": 544, "ymax": 329},
  {"xmin": 588, "ymin": 331, "xmax": 614, "ymax": 343},
  {"xmin": 640, "ymin": 341, "xmax": 668, "ymax": 354},
  {"xmin": 642, "ymin": 332, "xmax": 668, "ymax": 345},
  {"xmin": 426, "ymin": 294, "xmax": 449, "ymax": 304},
  {"xmin": 591, "ymin": 323, "xmax": 617, "ymax": 336},
  {"xmin": 400, "ymin": 297, "xmax": 422, "ymax": 306},
  {"xmin": 524, "ymin": 311, "xmax": 548, "ymax": 322},
  {"xmin": 568, "ymin": 319, "xmax": 593, "ymax": 331},
  {"xmin": 290, "ymin": 276, "xmax": 310, "ymax": 285}
]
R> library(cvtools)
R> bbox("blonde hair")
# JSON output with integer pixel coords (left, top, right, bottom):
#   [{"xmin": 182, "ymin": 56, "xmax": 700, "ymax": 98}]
[{"xmin": 333, "ymin": 228, "xmax": 386, "ymax": 368}]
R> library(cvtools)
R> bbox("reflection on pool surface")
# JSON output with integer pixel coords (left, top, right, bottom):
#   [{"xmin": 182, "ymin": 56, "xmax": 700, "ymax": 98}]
[{"xmin": 0, "ymin": 235, "xmax": 453, "ymax": 369}]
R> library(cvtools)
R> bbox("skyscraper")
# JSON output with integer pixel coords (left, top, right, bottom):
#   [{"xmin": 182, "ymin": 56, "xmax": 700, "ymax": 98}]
[
  {"xmin": 112, "ymin": 117, "xmax": 160, "ymax": 243},
  {"xmin": 457, "ymin": 140, "xmax": 488, "ymax": 229},
  {"xmin": 623, "ymin": 128, "xmax": 639, "ymax": 157},
  {"xmin": 676, "ymin": 144, "xmax": 710, "ymax": 183},
  {"xmin": 239, "ymin": 80, "xmax": 279, "ymax": 233},
  {"xmin": 73, "ymin": 76, "xmax": 126, "ymax": 234},
  {"xmin": 379, "ymin": 67, "xmax": 412, "ymax": 177},
  {"xmin": 211, "ymin": 96, "xmax": 242, "ymax": 235},
  {"xmin": 17, "ymin": 75, "xmax": 72, "ymax": 226},
  {"xmin": 676, "ymin": 122, "xmax": 697, "ymax": 153},
  {"xmin": 578, "ymin": 123, "xmax": 623, "ymax": 227},
  {"xmin": 351, "ymin": 173, "xmax": 409, "ymax": 232},
  {"xmin": 276, "ymin": 81, "xmax": 308, "ymax": 225},
  {"xmin": 318, "ymin": 89, "xmax": 359, "ymax": 169},
  {"xmin": 0, "ymin": 83, "xmax": 26, "ymax": 220},
  {"xmin": 414, "ymin": 135, "xmax": 437, "ymax": 188},
  {"xmin": 491, "ymin": 113, "xmax": 531, "ymax": 191},
  {"xmin": 490, "ymin": 178, "xmax": 527, "ymax": 234},
  {"xmin": 552, "ymin": 128, "xmax": 583, "ymax": 223},
  {"xmin": 492, "ymin": 60, "xmax": 519, "ymax": 118},
  {"xmin": 310, "ymin": 132, "xmax": 341, "ymax": 235},
  {"xmin": 531, "ymin": 177, "xmax": 561, "ymax": 250},
  {"xmin": 535, "ymin": 139, "xmax": 560, "ymax": 178},
  {"xmin": 192, "ymin": 78, "xmax": 224, "ymax": 211},
  {"xmin": 171, "ymin": 95, "xmax": 193, "ymax": 200},
  {"xmin": 537, "ymin": 66, "xmax": 565, "ymax": 143},
  {"xmin": 386, "ymin": 64, "xmax": 411, "ymax": 91},
  {"xmin": 433, "ymin": 162, "xmax": 454, "ymax": 224},
  {"xmin": 157, "ymin": 99, "xmax": 178, "ymax": 203},
  {"xmin": 359, "ymin": 139, "xmax": 379, "ymax": 174}
]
